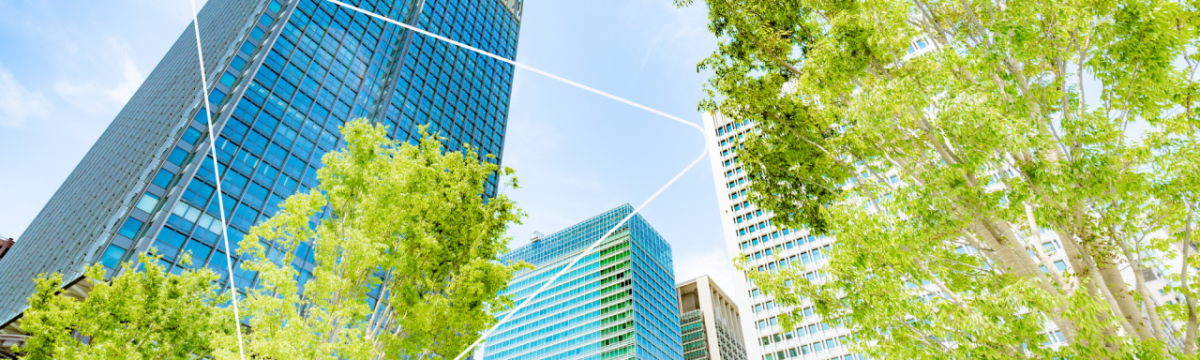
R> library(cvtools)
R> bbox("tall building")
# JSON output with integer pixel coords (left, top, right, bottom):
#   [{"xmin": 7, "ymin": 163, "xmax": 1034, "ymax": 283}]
[
  {"xmin": 482, "ymin": 204, "xmax": 684, "ymax": 360},
  {"xmin": 0, "ymin": 0, "xmax": 522, "ymax": 324},
  {"xmin": 703, "ymin": 113, "xmax": 858, "ymax": 360},
  {"xmin": 677, "ymin": 275, "xmax": 747, "ymax": 360}
]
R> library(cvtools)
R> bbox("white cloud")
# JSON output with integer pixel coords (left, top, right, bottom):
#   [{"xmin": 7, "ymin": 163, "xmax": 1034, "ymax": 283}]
[
  {"xmin": 53, "ymin": 37, "xmax": 143, "ymax": 115},
  {"xmin": 636, "ymin": 0, "xmax": 713, "ymax": 70},
  {"xmin": 674, "ymin": 245, "xmax": 738, "ymax": 297},
  {"xmin": 0, "ymin": 64, "xmax": 51, "ymax": 128}
]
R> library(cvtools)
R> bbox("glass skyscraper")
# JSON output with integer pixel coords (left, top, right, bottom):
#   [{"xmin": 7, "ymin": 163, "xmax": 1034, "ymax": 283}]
[
  {"xmin": 483, "ymin": 204, "xmax": 684, "ymax": 360},
  {"xmin": 0, "ymin": 0, "xmax": 522, "ymax": 324}
]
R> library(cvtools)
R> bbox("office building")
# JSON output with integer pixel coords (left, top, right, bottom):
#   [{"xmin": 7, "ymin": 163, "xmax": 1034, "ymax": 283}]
[
  {"xmin": 482, "ymin": 204, "xmax": 684, "ymax": 360},
  {"xmin": 0, "ymin": 0, "xmax": 522, "ymax": 325},
  {"xmin": 703, "ymin": 113, "xmax": 858, "ymax": 360},
  {"xmin": 0, "ymin": 237, "xmax": 13, "ymax": 263},
  {"xmin": 677, "ymin": 275, "xmax": 747, "ymax": 360}
]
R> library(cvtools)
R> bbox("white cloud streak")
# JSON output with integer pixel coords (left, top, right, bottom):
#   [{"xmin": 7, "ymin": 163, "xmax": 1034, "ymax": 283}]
[
  {"xmin": 0, "ymin": 64, "xmax": 50, "ymax": 128},
  {"xmin": 52, "ymin": 37, "xmax": 143, "ymax": 115}
]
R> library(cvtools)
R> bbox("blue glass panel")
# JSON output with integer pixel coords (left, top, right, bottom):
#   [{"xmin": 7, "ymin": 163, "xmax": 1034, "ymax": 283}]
[
  {"xmin": 118, "ymin": 218, "xmax": 144, "ymax": 239},
  {"xmin": 167, "ymin": 147, "xmax": 188, "ymax": 166},
  {"xmin": 209, "ymin": 89, "xmax": 226, "ymax": 105},
  {"xmin": 240, "ymin": 41, "xmax": 256, "ymax": 55},
  {"xmin": 220, "ymin": 72, "xmax": 238, "ymax": 88},
  {"xmin": 152, "ymin": 169, "xmax": 174, "ymax": 188},
  {"xmin": 183, "ymin": 240, "xmax": 213, "ymax": 267},
  {"xmin": 182, "ymin": 127, "xmax": 202, "ymax": 145},
  {"xmin": 99, "ymin": 245, "xmax": 127, "ymax": 269}
]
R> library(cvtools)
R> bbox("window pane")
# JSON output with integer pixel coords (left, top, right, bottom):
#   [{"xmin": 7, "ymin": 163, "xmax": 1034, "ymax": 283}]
[
  {"xmin": 240, "ymin": 41, "xmax": 256, "ymax": 55},
  {"xmin": 183, "ymin": 241, "xmax": 213, "ymax": 267},
  {"xmin": 220, "ymin": 72, "xmax": 238, "ymax": 88},
  {"xmin": 182, "ymin": 127, "xmax": 202, "ymax": 145},
  {"xmin": 209, "ymin": 89, "xmax": 226, "ymax": 105},
  {"xmin": 136, "ymin": 193, "xmax": 160, "ymax": 213},
  {"xmin": 167, "ymin": 147, "xmax": 188, "ymax": 166},
  {"xmin": 231, "ymin": 56, "xmax": 247, "ymax": 71},
  {"xmin": 118, "ymin": 218, "xmax": 144, "ymax": 239},
  {"xmin": 99, "ymin": 245, "xmax": 127, "ymax": 269},
  {"xmin": 152, "ymin": 169, "xmax": 174, "ymax": 188}
]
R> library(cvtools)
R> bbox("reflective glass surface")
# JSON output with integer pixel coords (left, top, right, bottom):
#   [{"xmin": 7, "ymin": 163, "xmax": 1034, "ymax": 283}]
[{"xmin": 484, "ymin": 204, "xmax": 684, "ymax": 360}]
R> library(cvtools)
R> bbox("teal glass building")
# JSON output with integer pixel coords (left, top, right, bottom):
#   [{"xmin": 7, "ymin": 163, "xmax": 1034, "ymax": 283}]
[
  {"xmin": 0, "ymin": 0, "xmax": 522, "ymax": 324},
  {"xmin": 483, "ymin": 204, "xmax": 685, "ymax": 360}
]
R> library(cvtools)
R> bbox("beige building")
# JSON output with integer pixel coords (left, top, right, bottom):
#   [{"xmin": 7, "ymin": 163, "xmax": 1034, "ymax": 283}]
[{"xmin": 677, "ymin": 275, "xmax": 747, "ymax": 360}]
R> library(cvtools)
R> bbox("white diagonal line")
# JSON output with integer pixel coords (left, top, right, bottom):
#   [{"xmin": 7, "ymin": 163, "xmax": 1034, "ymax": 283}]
[
  {"xmin": 325, "ymin": 2, "xmax": 711, "ymax": 359},
  {"xmin": 187, "ymin": 0, "xmax": 247, "ymax": 359},
  {"xmin": 325, "ymin": 0, "xmax": 703, "ymax": 133}
]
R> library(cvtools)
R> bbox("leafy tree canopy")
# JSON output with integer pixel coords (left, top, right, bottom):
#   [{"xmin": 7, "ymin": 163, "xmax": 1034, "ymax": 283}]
[
  {"xmin": 16, "ymin": 119, "xmax": 523, "ymax": 360},
  {"xmin": 18, "ymin": 255, "xmax": 231, "ymax": 360},
  {"xmin": 214, "ymin": 118, "xmax": 525, "ymax": 359},
  {"xmin": 678, "ymin": 0, "xmax": 1200, "ymax": 357}
]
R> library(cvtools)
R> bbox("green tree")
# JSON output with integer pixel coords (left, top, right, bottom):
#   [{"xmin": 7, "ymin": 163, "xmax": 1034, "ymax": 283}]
[
  {"xmin": 212, "ymin": 118, "xmax": 525, "ymax": 359},
  {"xmin": 14, "ymin": 119, "xmax": 522, "ymax": 360},
  {"xmin": 17, "ymin": 255, "xmax": 231, "ymax": 360},
  {"xmin": 678, "ymin": 0, "xmax": 1200, "ymax": 357}
]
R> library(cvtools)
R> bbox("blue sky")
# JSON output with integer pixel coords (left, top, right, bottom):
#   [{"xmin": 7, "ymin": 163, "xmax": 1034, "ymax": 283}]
[{"xmin": 0, "ymin": 0, "xmax": 736, "ymax": 291}]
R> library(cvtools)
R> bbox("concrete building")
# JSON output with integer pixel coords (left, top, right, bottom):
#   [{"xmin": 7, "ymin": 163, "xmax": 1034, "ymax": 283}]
[
  {"xmin": 482, "ymin": 204, "xmax": 684, "ymax": 360},
  {"xmin": 0, "ymin": 0, "xmax": 523, "ymax": 329},
  {"xmin": 677, "ymin": 275, "xmax": 747, "ymax": 360},
  {"xmin": 0, "ymin": 237, "xmax": 13, "ymax": 263},
  {"xmin": 703, "ymin": 113, "xmax": 859, "ymax": 360}
]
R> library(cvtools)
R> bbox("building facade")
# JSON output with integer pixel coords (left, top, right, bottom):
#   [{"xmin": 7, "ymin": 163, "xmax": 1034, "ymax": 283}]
[
  {"xmin": 482, "ymin": 204, "xmax": 684, "ymax": 360},
  {"xmin": 703, "ymin": 113, "xmax": 859, "ymax": 360},
  {"xmin": 0, "ymin": 0, "xmax": 522, "ymax": 324},
  {"xmin": 677, "ymin": 275, "xmax": 747, "ymax": 360},
  {"xmin": 0, "ymin": 237, "xmax": 13, "ymax": 263}
]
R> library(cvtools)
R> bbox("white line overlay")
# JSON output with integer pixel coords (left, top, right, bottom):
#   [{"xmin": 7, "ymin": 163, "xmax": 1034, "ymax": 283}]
[
  {"xmin": 187, "ymin": 0, "xmax": 247, "ymax": 359},
  {"xmin": 320, "ymin": 1, "xmax": 711, "ymax": 359},
  {"xmin": 184, "ymin": 0, "xmax": 708, "ymax": 358}
]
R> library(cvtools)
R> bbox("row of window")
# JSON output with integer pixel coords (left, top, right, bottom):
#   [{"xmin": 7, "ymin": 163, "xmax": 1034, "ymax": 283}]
[
  {"xmin": 762, "ymin": 336, "xmax": 855, "ymax": 360},
  {"xmin": 740, "ymin": 231, "xmax": 817, "ymax": 251},
  {"xmin": 760, "ymin": 321, "xmax": 834, "ymax": 345},
  {"xmin": 108, "ymin": 0, "xmax": 379, "ymax": 279}
]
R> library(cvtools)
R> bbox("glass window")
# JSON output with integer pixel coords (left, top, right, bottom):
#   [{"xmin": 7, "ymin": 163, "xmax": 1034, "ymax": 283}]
[
  {"xmin": 158, "ymin": 228, "xmax": 187, "ymax": 248},
  {"xmin": 220, "ymin": 72, "xmax": 238, "ymax": 88},
  {"xmin": 182, "ymin": 127, "xmax": 202, "ymax": 145},
  {"xmin": 167, "ymin": 147, "xmax": 189, "ymax": 166},
  {"xmin": 136, "ymin": 193, "xmax": 160, "ymax": 213},
  {"xmin": 251, "ymin": 27, "xmax": 266, "ymax": 41},
  {"xmin": 99, "ymin": 245, "xmax": 127, "ymax": 269},
  {"xmin": 118, "ymin": 218, "xmax": 144, "ymax": 239},
  {"xmin": 209, "ymin": 89, "xmax": 226, "ymax": 105},
  {"xmin": 183, "ymin": 240, "xmax": 213, "ymax": 267},
  {"xmin": 240, "ymin": 41, "xmax": 256, "ymax": 56},
  {"xmin": 231, "ymin": 56, "xmax": 247, "ymax": 71},
  {"xmin": 152, "ymin": 169, "xmax": 175, "ymax": 188}
]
